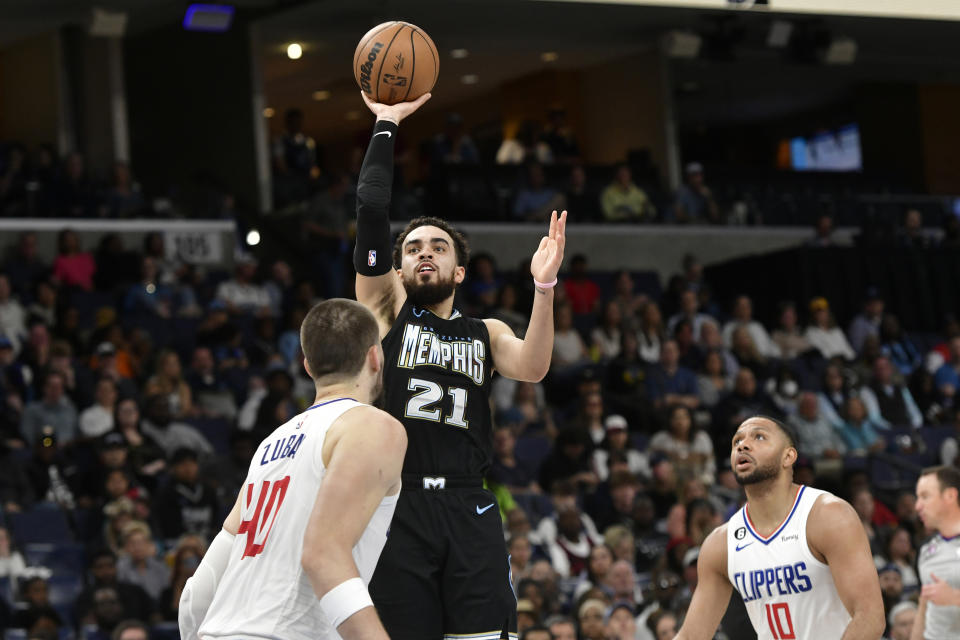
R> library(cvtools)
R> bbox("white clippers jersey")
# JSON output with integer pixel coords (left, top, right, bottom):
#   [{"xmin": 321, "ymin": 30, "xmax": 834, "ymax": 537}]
[
  {"xmin": 727, "ymin": 486, "xmax": 851, "ymax": 640},
  {"xmin": 199, "ymin": 398, "xmax": 398, "ymax": 640}
]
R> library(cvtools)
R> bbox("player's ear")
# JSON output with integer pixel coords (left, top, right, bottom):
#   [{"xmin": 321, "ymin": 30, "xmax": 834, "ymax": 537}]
[
  {"xmin": 783, "ymin": 445, "xmax": 797, "ymax": 469},
  {"xmin": 367, "ymin": 343, "xmax": 382, "ymax": 373},
  {"xmin": 302, "ymin": 357, "xmax": 312, "ymax": 379},
  {"xmin": 454, "ymin": 265, "xmax": 466, "ymax": 284}
]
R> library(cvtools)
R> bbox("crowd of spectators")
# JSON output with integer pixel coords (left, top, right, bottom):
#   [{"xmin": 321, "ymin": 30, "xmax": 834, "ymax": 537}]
[{"xmin": 0, "ymin": 232, "xmax": 957, "ymax": 638}]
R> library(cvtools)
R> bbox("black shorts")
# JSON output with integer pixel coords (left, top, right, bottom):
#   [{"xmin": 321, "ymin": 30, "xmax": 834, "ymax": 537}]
[{"xmin": 369, "ymin": 479, "xmax": 518, "ymax": 640}]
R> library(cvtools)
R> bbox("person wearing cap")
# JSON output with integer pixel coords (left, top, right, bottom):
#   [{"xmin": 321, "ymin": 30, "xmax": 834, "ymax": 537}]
[
  {"xmin": 849, "ymin": 287, "xmax": 885, "ymax": 355},
  {"xmin": 601, "ymin": 163, "xmax": 656, "ymax": 222},
  {"xmin": 20, "ymin": 370, "xmax": 78, "ymax": 447},
  {"xmin": 515, "ymin": 598, "xmax": 538, "ymax": 635},
  {"xmin": 592, "ymin": 414, "xmax": 650, "ymax": 482},
  {"xmin": 804, "ymin": 297, "xmax": 856, "ymax": 361},
  {"xmin": 674, "ymin": 162, "xmax": 719, "ymax": 224},
  {"xmin": 605, "ymin": 600, "xmax": 637, "ymax": 640}
]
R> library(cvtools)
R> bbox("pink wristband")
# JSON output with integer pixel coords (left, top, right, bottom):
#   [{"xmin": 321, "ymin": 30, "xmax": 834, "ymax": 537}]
[{"xmin": 533, "ymin": 277, "xmax": 558, "ymax": 290}]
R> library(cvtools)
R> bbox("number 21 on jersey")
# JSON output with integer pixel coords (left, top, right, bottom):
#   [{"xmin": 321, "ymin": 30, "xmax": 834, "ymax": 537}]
[
  {"xmin": 405, "ymin": 377, "xmax": 468, "ymax": 428},
  {"xmin": 238, "ymin": 476, "xmax": 290, "ymax": 558},
  {"xmin": 765, "ymin": 602, "xmax": 795, "ymax": 640}
]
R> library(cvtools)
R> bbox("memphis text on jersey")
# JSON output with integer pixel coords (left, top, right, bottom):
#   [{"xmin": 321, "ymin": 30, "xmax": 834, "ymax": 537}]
[
  {"xmin": 733, "ymin": 561, "xmax": 813, "ymax": 604},
  {"xmin": 397, "ymin": 324, "xmax": 486, "ymax": 385}
]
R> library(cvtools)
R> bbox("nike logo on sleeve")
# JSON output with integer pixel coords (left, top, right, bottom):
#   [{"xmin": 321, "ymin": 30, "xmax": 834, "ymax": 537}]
[{"xmin": 374, "ymin": 130, "xmax": 392, "ymax": 139}]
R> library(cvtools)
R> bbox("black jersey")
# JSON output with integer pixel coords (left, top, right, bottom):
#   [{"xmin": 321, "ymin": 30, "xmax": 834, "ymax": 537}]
[{"xmin": 381, "ymin": 302, "xmax": 494, "ymax": 477}]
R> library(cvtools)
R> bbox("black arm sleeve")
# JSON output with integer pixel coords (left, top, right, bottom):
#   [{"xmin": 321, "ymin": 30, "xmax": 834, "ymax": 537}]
[{"xmin": 353, "ymin": 119, "xmax": 399, "ymax": 276}]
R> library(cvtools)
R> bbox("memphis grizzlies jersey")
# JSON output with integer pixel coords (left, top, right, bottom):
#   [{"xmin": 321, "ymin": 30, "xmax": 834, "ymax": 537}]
[
  {"xmin": 918, "ymin": 533, "xmax": 960, "ymax": 639},
  {"xmin": 381, "ymin": 302, "xmax": 493, "ymax": 477},
  {"xmin": 199, "ymin": 398, "xmax": 398, "ymax": 640},
  {"xmin": 727, "ymin": 485, "xmax": 851, "ymax": 640}
]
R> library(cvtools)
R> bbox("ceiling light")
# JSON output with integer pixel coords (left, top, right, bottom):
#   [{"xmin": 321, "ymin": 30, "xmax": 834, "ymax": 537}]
[
  {"xmin": 246, "ymin": 230, "xmax": 261, "ymax": 246},
  {"xmin": 312, "ymin": 90, "xmax": 331, "ymax": 101},
  {"xmin": 262, "ymin": 107, "xmax": 275, "ymax": 118},
  {"xmin": 451, "ymin": 48, "xmax": 469, "ymax": 59},
  {"xmin": 540, "ymin": 52, "xmax": 559, "ymax": 63},
  {"xmin": 286, "ymin": 43, "xmax": 302, "ymax": 59},
  {"xmin": 460, "ymin": 74, "xmax": 479, "ymax": 85}
]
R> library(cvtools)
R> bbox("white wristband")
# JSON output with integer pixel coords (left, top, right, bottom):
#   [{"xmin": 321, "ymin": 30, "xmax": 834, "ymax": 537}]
[{"xmin": 319, "ymin": 577, "xmax": 374, "ymax": 629}]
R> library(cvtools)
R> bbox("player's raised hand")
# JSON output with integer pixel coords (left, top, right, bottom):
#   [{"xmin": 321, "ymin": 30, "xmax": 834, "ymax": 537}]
[
  {"xmin": 361, "ymin": 92, "xmax": 431, "ymax": 124},
  {"xmin": 530, "ymin": 210, "xmax": 567, "ymax": 286}
]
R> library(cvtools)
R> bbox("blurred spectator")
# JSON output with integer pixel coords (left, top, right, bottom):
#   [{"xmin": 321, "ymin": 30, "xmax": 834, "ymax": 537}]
[
  {"xmin": 52, "ymin": 228, "xmax": 96, "ymax": 291},
  {"xmin": 790, "ymin": 391, "xmax": 846, "ymax": 459},
  {"xmin": 87, "ymin": 585, "xmax": 126, "ymax": 636},
  {"xmin": 564, "ymin": 165, "xmax": 599, "ymax": 221},
  {"xmin": 673, "ymin": 319, "xmax": 702, "ymax": 372},
  {"xmin": 433, "ymin": 113, "xmax": 479, "ymax": 165},
  {"xmin": 645, "ymin": 340, "xmax": 699, "ymax": 411},
  {"xmin": 593, "ymin": 415, "xmax": 649, "ymax": 481},
  {"xmin": 0, "ymin": 525, "xmax": 26, "ymax": 583},
  {"xmin": 850, "ymin": 488, "xmax": 883, "ymax": 556},
  {"xmin": 0, "ymin": 144, "xmax": 27, "ymax": 215},
  {"xmin": 303, "ymin": 176, "xmax": 350, "ymax": 298},
  {"xmin": 158, "ymin": 536, "xmax": 205, "ymax": 620},
  {"xmin": 699, "ymin": 319, "xmax": 738, "ymax": 375},
  {"xmin": 897, "ymin": 208, "xmax": 932, "ymax": 249},
  {"xmin": 591, "ymin": 300, "xmax": 624, "ymax": 361},
  {"xmin": 808, "ymin": 213, "xmax": 836, "ymax": 248},
  {"xmin": 648, "ymin": 609, "xmax": 679, "ymax": 640},
  {"xmin": 601, "ymin": 164, "xmax": 655, "ymax": 222},
  {"xmin": 697, "ymin": 349, "xmax": 731, "ymax": 409},
  {"xmin": 839, "ymin": 396, "xmax": 885, "ymax": 456},
  {"xmin": 722, "ymin": 295, "xmax": 780, "ymax": 358},
  {"xmin": 536, "ymin": 480, "xmax": 603, "ymax": 577},
  {"xmin": 497, "ymin": 121, "xmax": 553, "ymax": 166},
  {"xmin": 541, "ymin": 108, "xmax": 580, "ymax": 163},
  {"xmin": 139, "ymin": 394, "xmax": 212, "ymax": 459},
  {"xmin": 879, "ymin": 314, "xmax": 921, "ymax": 378},
  {"xmin": 490, "ymin": 426, "xmax": 539, "ymax": 493},
  {"xmin": 144, "ymin": 350, "xmax": 193, "ymax": 419},
  {"xmin": 571, "ymin": 391, "xmax": 606, "ymax": 446},
  {"xmin": 513, "ymin": 163, "xmax": 565, "ymax": 222},
  {"xmin": 12, "ymin": 578, "xmax": 62, "ymax": 631},
  {"xmin": 55, "ymin": 152, "xmax": 99, "ymax": 217},
  {"xmin": 115, "ymin": 522, "xmax": 170, "ymax": 603},
  {"xmin": 667, "ymin": 289, "xmax": 711, "ymax": 342},
  {"xmin": 271, "ymin": 108, "xmax": 317, "ymax": 206},
  {"xmin": 0, "ymin": 273, "xmax": 26, "ymax": 355},
  {"xmin": 141, "ymin": 232, "xmax": 182, "ymax": 287},
  {"xmin": 491, "ymin": 283, "xmax": 527, "ymax": 337},
  {"xmin": 23, "ymin": 425, "xmax": 79, "ymax": 508},
  {"xmin": 112, "ymin": 620, "xmax": 150, "ymax": 640},
  {"xmin": 21, "ymin": 370, "xmax": 77, "ymax": 446},
  {"xmin": 520, "ymin": 625, "xmax": 550, "ymax": 640},
  {"xmin": 674, "ymin": 162, "xmax": 718, "ymax": 224},
  {"xmin": 860, "ymin": 356, "xmax": 923, "ymax": 429},
  {"xmin": 3, "ymin": 232, "xmax": 48, "ymax": 298},
  {"xmin": 637, "ymin": 302, "xmax": 664, "ymax": 364},
  {"xmin": 551, "ymin": 302, "xmax": 590, "ymax": 375},
  {"xmin": 79, "ymin": 377, "xmax": 118, "ymax": 438},
  {"xmin": 215, "ymin": 257, "xmax": 271, "ymax": 316},
  {"xmin": 185, "ymin": 346, "xmax": 237, "ymax": 420},
  {"xmin": 636, "ymin": 568, "xmax": 682, "ymax": 640},
  {"xmin": 464, "ymin": 254, "xmax": 501, "ymax": 313},
  {"xmin": 155, "ymin": 448, "xmax": 219, "ymax": 540},
  {"xmin": 605, "ymin": 601, "xmax": 637, "ymax": 640},
  {"xmin": 572, "ymin": 543, "xmax": 614, "ymax": 602},
  {"xmin": 75, "ymin": 549, "xmax": 155, "ymax": 626},
  {"xmin": 886, "ymin": 601, "xmax": 916, "ymax": 640},
  {"xmin": 713, "ymin": 369, "xmax": 779, "ymax": 440},
  {"xmin": 114, "ymin": 397, "xmax": 166, "ymax": 481},
  {"xmin": 933, "ymin": 335, "xmax": 960, "ymax": 407},
  {"xmin": 546, "ymin": 615, "xmax": 577, "ymax": 640},
  {"xmin": 817, "ymin": 363, "xmax": 855, "ymax": 429},
  {"xmin": 508, "ymin": 534, "xmax": 533, "ymax": 592},
  {"xmin": 771, "ymin": 300, "xmax": 812, "ymax": 359},
  {"xmin": 805, "ymin": 297, "xmax": 855, "ymax": 361},
  {"xmin": 124, "ymin": 257, "xmax": 173, "ymax": 318},
  {"xmin": 577, "ymin": 598, "xmax": 607, "ymax": 640},
  {"xmin": 877, "ymin": 563, "xmax": 904, "ymax": 627},
  {"xmin": 729, "ymin": 325, "xmax": 771, "ymax": 382},
  {"xmin": 848, "ymin": 288, "xmax": 885, "ymax": 355},
  {"xmin": 27, "ymin": 279, "xmax": 57, "ymax": 328},
  {"xmin": 881, "ymin": 526, "xmax": 919, "ymax": 594},
  {"xmin": 563, "ymin": 255, "xmax": 600, "ymax": 315},
  {"xmin": 649, "ymin": 405, "xmax": 715, "ymax": 485},
  {"xmin": 105, "ymin": 161, "xmax": 145, "ymax": 218}
]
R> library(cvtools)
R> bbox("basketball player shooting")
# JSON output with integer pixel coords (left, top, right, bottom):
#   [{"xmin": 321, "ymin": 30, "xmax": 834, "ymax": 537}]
[
  {"xmin": 675, "ymin": 416, "xmax": 885, "ymax": 640},
  {"xmin": 353, "ymin": 92, "xmax": 566, "ymax": 640},
  {"xmin": 177, "ymin": 300, "xmax": 406, "ymax": 640}
]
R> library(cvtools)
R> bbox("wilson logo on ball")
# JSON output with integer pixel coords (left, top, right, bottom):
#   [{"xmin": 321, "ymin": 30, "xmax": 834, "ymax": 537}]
[{"xmin": 358, "ymin": 42, "xmax": 385, "ymax": 93}]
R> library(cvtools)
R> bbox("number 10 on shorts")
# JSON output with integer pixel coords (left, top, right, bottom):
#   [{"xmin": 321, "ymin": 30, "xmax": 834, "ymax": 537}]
[{"xmin": 765, "ymin": 602, "xmax": 795, "ymax": 640}]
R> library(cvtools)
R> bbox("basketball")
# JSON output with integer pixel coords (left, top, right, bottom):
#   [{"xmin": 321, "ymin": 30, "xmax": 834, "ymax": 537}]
[{"xmin": 353, "ymin": 21, "xmax": 438, "ymax": 105}]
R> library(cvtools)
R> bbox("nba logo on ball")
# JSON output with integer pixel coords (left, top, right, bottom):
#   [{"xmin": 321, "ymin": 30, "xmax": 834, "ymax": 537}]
[
  {"xmin": 735, "ymin": 527, "xmax": 746, "ymax": 540},
  {"xmin": 368, "ymin": 250, "xmax": 377, "ymax": 267}
]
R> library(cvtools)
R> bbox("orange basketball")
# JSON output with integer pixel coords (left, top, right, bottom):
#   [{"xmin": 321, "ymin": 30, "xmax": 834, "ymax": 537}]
[{"xmin": 353, "ymin": 21, "xmax": 438, "ymax": 105}]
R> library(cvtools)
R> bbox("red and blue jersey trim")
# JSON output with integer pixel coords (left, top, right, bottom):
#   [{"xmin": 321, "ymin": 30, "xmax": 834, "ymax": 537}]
[{"xmin": 743, "ymin": 485, "xmax": 806, "ymax": 545}]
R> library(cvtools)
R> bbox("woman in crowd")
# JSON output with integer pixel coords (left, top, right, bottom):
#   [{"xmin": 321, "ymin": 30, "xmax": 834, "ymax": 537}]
[
  {"xmin": 144, "ymin": 349, "xmax": 193, "ymax": 419},
  {"xmin": 649, "ymin": 405, "xmax": 716, "ymax": 485},
  {"xmin": 52, "ymin": 228, "xmax": 96, "ymax": 291},
  {"xmin": 805, "ymin": 297, "xmax": 855, "ymax": 361},
  {"xmin": 591, "ymin": 299, "xmax": 624, "ymax": 362},
  {"xmin": 637, "ymin": 301, "xmax": 664, "ymax": 364}
]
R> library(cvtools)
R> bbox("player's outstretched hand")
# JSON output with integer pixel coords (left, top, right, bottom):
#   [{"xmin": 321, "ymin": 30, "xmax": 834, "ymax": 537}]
[
  {"xmin": 361, "ymin": 92, "xmax": 431, "ymax": 124},
  {"xmin": 530, "ymin": 210, "xmax": 567, "ymax": 286}
]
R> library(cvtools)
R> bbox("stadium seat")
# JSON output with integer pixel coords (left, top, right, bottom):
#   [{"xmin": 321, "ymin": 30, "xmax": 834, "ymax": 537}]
[
  {"xmin": 514, "ymin": 434, "xmax": 551, "ymax": 478},
  {"xmin": 0, "ymin": 576, "xmax": 13, "ymax": 607},
  {"xmin": 7, "ymin": 506, "xmax": 73, "ymax": 544},
  {"xmin": 80, "ymin": 627, "xmax": 110, "ymax": 640},
  {"xmin": 150, "ymin": 622, "xmax": 181, "ymax": 640},
  {"xmin": 184, "ymin": 417, "xmax": 231, "ymax": 453},
  {"xmin": 4, "ymin": 630, "xmax": 27, "ymax": 640},
  {"xmin": 23, "ymin": 543, "xmax": 87, "ymax": 576},
  {"xmin": 48, "ymin": 573, "xmax": 83, "ymax": 629}
]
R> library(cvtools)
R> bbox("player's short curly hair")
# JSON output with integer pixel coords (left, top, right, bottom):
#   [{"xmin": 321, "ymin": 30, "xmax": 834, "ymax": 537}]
[{"xmin": 392, "ymin": 216, "xmax": 470, "ymax": 269}]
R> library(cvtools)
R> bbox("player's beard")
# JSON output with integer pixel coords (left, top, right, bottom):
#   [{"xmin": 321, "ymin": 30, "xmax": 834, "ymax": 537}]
[
  {"xmin": 403, "ymin": 269, "xmax": 457, "ymax": 308},
  {"xmin": 734, "ymin": 459, "xmax": 780, "ymax": 486}
]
